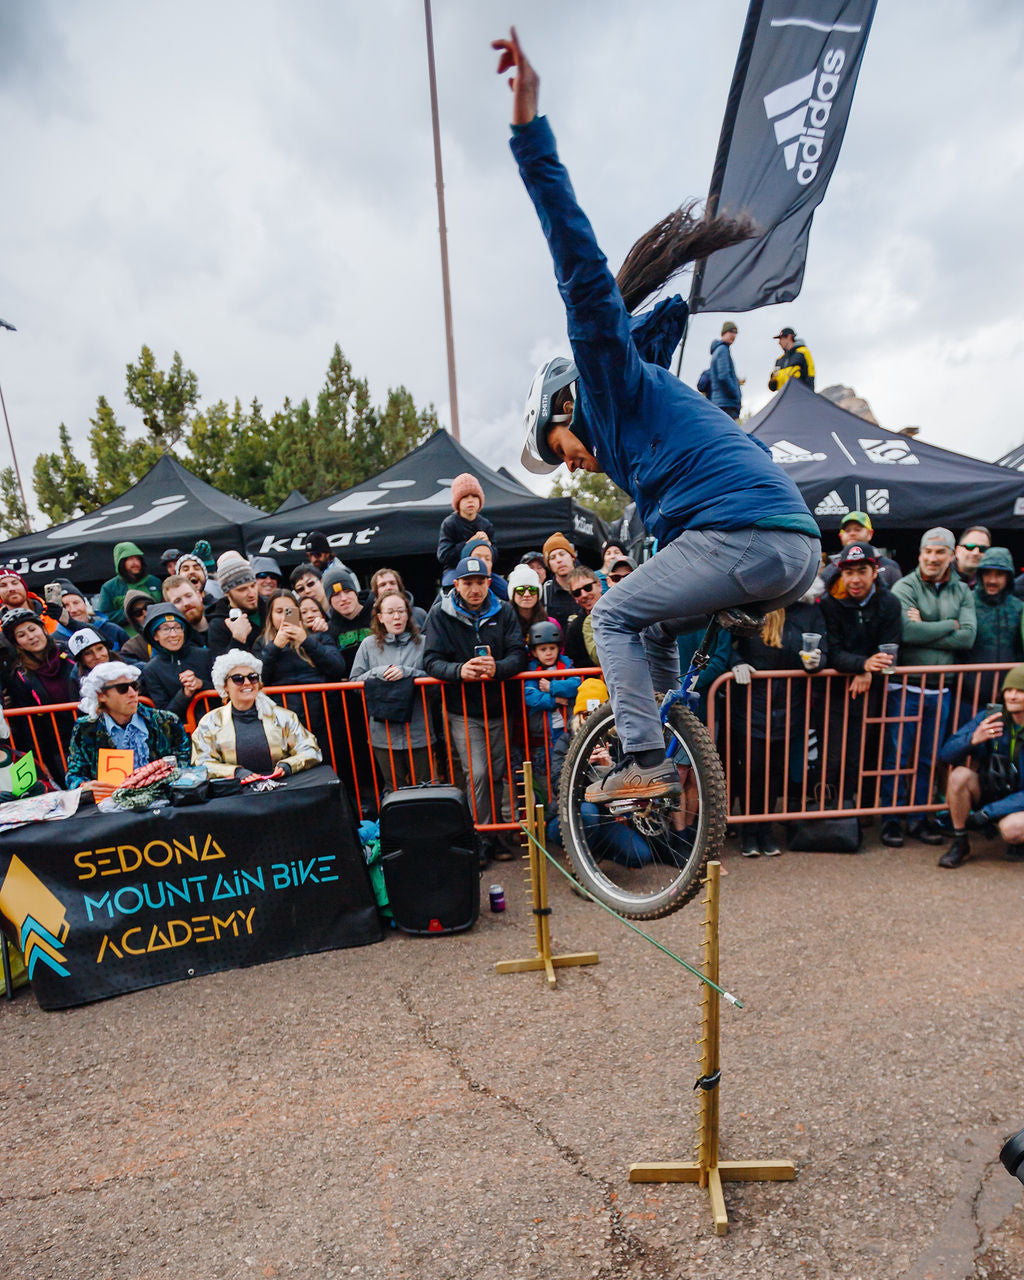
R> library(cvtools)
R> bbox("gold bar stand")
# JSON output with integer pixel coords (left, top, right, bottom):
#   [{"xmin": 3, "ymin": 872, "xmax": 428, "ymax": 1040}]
[
  {"xmin": 628, "ymin": 861, "xmax": 794, "ymax": 1234},
  {"xmin": 495, "ymin": 762, "xmax": 598, "ymax": 988}
]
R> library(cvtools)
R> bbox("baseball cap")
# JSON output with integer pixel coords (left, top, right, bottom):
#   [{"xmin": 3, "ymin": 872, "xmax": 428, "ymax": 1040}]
[
  {"xmin": 453, "ymin": 556, "xmax": 489, "ymax": 580},
  {"xmin": 67, "ymin": 627, "xmax": 105, "ymax": 659},
  {"xmin": 836, "ymin": 542, "xmax": 879, "ymax": 567},
  {"xmin": 773, "ymin": 326, "xmax": 796, "ymax": 339},
  {"xmin": 920, "ymin": 527, "xmax": 956, "ymax": 551},
  {"xmin": 840, "ymin": 511, "xmax": 873, "ymax": 531}
]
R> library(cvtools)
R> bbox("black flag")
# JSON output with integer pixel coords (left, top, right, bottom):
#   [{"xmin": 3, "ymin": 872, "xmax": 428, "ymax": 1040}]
[{"xmin": 691, "ymin": 0, "xmax": 877, "ymax": 314}]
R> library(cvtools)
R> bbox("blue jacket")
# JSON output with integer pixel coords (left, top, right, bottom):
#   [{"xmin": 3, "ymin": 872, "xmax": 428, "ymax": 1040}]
[
  {"xmin": 709, "ymin": 339, "xmax": 741, "ymax": 411},
  {"xmin": 523, "ymin": 655, "xmax": 581, "ymax": 714},
  {"xmin": 511, "ymin": 117, "xmax": 813, "ymax": 544},
  {"xmin": 939, "ymin": 709, "xmax": 1024, "ymax": 820}
]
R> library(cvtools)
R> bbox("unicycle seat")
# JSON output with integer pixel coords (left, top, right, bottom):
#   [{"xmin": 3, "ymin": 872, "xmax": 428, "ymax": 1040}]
[{"xmin": 715, "ymin": 606, "xmax": 768, "ymax": 636}]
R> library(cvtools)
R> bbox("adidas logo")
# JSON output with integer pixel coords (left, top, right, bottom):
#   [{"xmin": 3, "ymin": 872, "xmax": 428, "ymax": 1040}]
[
  {"xmin": 762, "ymin": 46, "xmax": 850, "ymax": 186},
  {"xmin": 814, "ymin": 490, "xmax": 849, "ymax": 516},
  {"xmin": 859, "ymin": 437, "xmax": 918, "ymax": 465},
  {"xmin": 770, "ymin": 439, "xmax": 827, "ymax": 465}
]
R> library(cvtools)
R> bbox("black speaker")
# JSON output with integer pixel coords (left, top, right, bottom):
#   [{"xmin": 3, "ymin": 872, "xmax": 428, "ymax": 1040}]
[{"xmin": 379, "ymin": 784, "xmax": 480, "ymax": 934}]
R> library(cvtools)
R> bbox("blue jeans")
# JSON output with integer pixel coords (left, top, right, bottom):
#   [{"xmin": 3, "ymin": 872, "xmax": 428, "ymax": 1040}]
[
  {"xmin": 590, "ymin": 527, "xmax": 821, "ymax": 754},
  {"xmin": 879, "ymin": 684, "xmax": 951, "ymax": 816}
]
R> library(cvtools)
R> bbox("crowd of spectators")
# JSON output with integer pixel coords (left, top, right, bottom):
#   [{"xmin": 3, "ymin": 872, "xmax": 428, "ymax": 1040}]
[{"xmin": 2, "ymin": 479, "xmax": 1024, "ymax": 872}]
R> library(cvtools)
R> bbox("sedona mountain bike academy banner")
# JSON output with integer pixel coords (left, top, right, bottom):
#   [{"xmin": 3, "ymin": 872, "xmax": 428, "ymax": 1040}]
[
  {"xmin": 691, "ymin": 0, "xmax": 877, "ymax": 313},
  {"xmin": 0, "ymin": 767, "xmax": 382, "ymax": 1010}
]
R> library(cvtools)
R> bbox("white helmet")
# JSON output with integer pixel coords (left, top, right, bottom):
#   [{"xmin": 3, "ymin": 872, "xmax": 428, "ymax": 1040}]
[{"xmin": 520, "ymin": 356, "xmax": 578, "ymax": 475}]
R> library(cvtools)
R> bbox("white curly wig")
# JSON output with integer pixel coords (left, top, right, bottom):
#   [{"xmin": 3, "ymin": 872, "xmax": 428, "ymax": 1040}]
[
  {"xmin": 78, "ymin": 661, "xmax": 142, "ymax": 719},
  {"xmin": 211, "ymin": 649, "xmax": 263, "ymax": 697}
]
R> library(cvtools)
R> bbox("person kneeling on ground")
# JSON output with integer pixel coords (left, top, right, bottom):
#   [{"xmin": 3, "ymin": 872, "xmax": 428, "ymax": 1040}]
[
  {"xmin": 191, "ymin": 650, "xmax": 322, "ymax": 779},
  {"xmin": 65, "ymin": 661, "xmax": 192, "ymax": 790},
  {"xmin": 937, "ymin": 664, "xmax": 1024, "ymax": 868}
]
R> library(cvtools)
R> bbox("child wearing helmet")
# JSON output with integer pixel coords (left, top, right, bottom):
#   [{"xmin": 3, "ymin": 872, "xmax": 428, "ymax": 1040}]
[
  {"xmin": 523, "ymin": 619, "xmax": 580, "ymax": 747},
  {"xmin": 493, "ymin": 29, "xmax": 821, "ymax": 804}
]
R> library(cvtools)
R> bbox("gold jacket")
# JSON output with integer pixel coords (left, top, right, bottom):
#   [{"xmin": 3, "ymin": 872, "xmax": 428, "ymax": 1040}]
[{"xmin": 191, "ymin": 694, "xmax": 322, "ymax": 779}]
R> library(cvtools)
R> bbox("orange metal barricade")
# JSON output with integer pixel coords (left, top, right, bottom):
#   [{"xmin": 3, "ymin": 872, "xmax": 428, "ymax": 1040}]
[{"xmin": 6, "ymin": 662, "xmax": 1013, "ymax": 831}]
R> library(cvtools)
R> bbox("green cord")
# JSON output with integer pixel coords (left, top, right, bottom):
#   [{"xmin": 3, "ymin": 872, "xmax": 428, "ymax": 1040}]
[{"xmin": 519, "ymin": 821, "xmax": 743, "ymax": 1009}]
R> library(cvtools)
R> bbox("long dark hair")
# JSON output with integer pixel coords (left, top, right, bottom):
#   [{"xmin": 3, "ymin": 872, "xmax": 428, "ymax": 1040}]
[
  {"xmin": 512, "ymin": 594, "xmax": 549, "ymax": 636},
  {"xmin": 261, "ymin": 589, "xmax": 314, "ymax": 667},
  {"xmin": 369, "ymin": 591, "xmax": 421, "ymax": 647},
  {"xmin": 14, "ymin": 619, "xmax": 57, "ymax": 671},
  {"xmin": 615, "ymin": 201, "xmax": 760, "ymax": 313}
]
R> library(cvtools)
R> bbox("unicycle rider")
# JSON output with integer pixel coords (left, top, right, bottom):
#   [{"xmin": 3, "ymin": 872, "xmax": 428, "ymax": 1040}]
[{"xmin": 494, "ymin": 29, "xmax": 822, "ymax": 805}]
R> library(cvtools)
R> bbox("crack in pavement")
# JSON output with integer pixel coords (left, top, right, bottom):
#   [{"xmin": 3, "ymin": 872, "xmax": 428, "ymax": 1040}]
[
  {"xmin": 0, "ymin": 1166, "xmax": 166, "ymax": 1206},
  {"xmin": 396, "ymin": 984, "xmax": 658, "ymax": 1280}
]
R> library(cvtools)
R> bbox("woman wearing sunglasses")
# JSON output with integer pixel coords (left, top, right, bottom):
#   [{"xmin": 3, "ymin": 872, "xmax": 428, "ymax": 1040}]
[
  {"xmin": 191, "ymin": 650, "xmax": 321, "ymax": 780},
  {"xmin": 65, "ymin": 661, "xmax": 192, "ymax": 791},
  {"xmin": 506, "ymin": 563, "xmax": 550, "ymax": 638}
]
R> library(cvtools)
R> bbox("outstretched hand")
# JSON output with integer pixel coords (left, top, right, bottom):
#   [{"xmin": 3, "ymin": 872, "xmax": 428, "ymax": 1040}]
[{"xmin": 492, "ymin": 27, "xmax": 539, "ymax": 125}]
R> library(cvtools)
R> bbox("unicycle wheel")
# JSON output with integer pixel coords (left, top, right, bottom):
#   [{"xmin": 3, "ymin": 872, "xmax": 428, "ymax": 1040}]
[{"xmin": 557, "ymin": 702, "xmax": 727, "ymax": 920}]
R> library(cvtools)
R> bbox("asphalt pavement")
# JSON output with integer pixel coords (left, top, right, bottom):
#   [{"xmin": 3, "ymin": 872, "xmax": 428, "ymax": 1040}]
[{"xmin": 3, "ymin": 830, "xmax": 1024, "ymax": 1280}]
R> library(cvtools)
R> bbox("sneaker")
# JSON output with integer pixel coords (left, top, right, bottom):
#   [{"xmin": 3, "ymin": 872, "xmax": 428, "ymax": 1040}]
[
  {"xmin": 881, "ymin": 819, "xmax": 904, "ymax": 848},
  {"xmin": 1005, "ymin": 844, "xmax": 1024, "ymax": 862},
  {"xmin": 716, "ymin": 607, "xmax": 767, "ymax": 637},
  {"xmin": 741, "ymin": 830, "xmax": 761, "ymax": 858},
  {"xmin": 583, "ymin": 756, "xmax": 682, "ymax": 804},
  {"xmin": 759, "ymin": 824, "xmax": 782, "ymax": 857},
  {"xmin": 907, "ymin": 817, "xmax": 945, "ymax": 846}
]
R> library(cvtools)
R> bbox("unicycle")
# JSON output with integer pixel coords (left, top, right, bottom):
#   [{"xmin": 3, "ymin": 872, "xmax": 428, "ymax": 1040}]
[{"xmin": 557, "ymin": 611, "xmax": 751, "ymax": 920}]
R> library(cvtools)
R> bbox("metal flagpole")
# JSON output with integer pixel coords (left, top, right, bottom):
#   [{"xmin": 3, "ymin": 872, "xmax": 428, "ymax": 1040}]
[
  {"xmin": 422, "ymin": 0, "xmax": 461, "ymax": 441},
  {"xmin": 0, "ymin": 318, "xmax": 32, "ymax": 530}
]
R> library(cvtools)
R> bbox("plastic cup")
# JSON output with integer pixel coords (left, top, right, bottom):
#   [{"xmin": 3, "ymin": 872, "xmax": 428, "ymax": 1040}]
[
  {"xmin": 879, "ymin": 643, "xmax": 899, "ymax": 663},
  {"xmin": 801, "ymin": 632, "xmax": 821, "ymax": 651}
]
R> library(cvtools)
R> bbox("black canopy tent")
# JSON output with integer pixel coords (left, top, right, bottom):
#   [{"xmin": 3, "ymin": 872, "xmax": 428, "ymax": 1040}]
[
  {"xmin": 242, "ymin": 429, "xmax": 607, "ymax": 571},
  {"xmin": 272, "ymin": 489, "xmax": 309, "ymax": 514},
  {"xmin": 746, "ymin": 381, "xmax": 1024, "ymax": 562},
  {"xmin": 0, "ymin": 455, "xmax": 266, "ymax": 588}
]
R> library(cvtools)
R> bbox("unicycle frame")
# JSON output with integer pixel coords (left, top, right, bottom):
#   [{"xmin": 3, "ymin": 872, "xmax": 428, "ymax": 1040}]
[{"xmin": 662, "ymin": 616, "xmax": 720, "ymax": 760}]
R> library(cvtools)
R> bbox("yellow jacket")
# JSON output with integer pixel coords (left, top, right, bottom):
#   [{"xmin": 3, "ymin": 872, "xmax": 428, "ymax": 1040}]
[{"xmin": 191, "ymin": 695, "xmax": 322, "ymax": 778}]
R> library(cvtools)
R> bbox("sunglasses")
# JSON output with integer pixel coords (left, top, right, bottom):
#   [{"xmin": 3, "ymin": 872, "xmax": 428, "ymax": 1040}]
[
  {"xmin": 959, "ymin": 543, "xmax": 987, "ymax": 552},
  {"xmin": 514, "ymin": 586, "xmax": 540, "ymax": 597},
  {"xmin": 608, "ymin": 572, "xmax": 631, "ymax": 583},
  {"xmin": 255, "ymin": 572, "xmax": 278, "ymax": 580},
  {"xmin": 571, "ymin": 583, "xmax": 598, "ymax": 598},
  {"xmin": 228, "ymin": 673, "xmax": 260, "ymax": 686},
  {"xmin": 105, "ymin": 680, "xmax": 140, "ymax": 695}
]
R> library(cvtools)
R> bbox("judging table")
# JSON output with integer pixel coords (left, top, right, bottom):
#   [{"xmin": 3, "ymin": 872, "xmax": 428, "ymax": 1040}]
[{"xmin": 0, "ymin": 765, "xmax": 383, "ymax": 1009}]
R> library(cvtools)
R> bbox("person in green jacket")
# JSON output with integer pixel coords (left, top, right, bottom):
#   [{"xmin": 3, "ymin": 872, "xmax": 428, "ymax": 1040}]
[
  {"xmin": 881, "ymin": 528, "xmax": 978, "ymax": 848},
  {"xmin": 95, "ymin": 541, "xmax": 163, "ymax": 629}
]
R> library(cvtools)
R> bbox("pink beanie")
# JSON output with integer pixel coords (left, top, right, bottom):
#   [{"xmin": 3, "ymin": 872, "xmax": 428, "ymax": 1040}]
[{"xmin": 450, "ymin": 473, "xmax": 484, "ymax": 512}]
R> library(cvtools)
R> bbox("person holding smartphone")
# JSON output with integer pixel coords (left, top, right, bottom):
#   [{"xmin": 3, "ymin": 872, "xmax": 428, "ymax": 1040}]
[
  {"xmin": 937, "ymin": 667, "xmax": 1024, "ymax": 867},
  {"xmin": 424, "ymin": 554, "xmax": 527, "ymax": 865},
  {"xmin": 258, "ymin": 590, "xmax": 346, "ymax": 688}
]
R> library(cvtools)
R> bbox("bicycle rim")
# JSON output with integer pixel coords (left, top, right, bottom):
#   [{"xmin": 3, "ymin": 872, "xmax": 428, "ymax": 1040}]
[{"xmin": 558, "ymin": 702, "xmax": 727, "ymax": 920}]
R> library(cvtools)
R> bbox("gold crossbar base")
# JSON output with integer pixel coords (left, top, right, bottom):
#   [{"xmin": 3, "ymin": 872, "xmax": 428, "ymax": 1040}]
[
  {"xmin": 496, "ymin": 951, "xmax": 599, "ymax": 987},
  {"xmin": 629, "ymin": 1159, "xmax": 795, "ymax": 1236}
]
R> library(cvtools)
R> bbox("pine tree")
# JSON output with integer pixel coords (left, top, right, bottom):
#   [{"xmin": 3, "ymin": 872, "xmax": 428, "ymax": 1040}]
[
  {"xmin": 32, "ymin": 423, "xmax": 95, "ymax": 522},
  {"xmin": 124, "ymin": 345, "xmax": 199, "ymax": 451},
  {"xmin": 550, "ymin": 469, "xmax": 630, "ymax": 524},
  {"xmin": 0, "ymin": 466, "xmax": 31, "ymax": 537}
]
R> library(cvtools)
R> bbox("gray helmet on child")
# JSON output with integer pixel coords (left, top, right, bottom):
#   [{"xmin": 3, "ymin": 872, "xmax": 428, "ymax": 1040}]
[
  {"xmin": 520, "ymin": 356, "xmax": 578, "ymax": 475},
  {"xmin": 527, "ymin": 620, "xmax": 562, "ymax": 648}
]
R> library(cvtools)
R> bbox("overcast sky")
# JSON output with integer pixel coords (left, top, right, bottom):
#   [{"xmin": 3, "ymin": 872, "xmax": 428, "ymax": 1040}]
[{"xmin": 2, "ymin": 0, "xmax": 1023, "ymax": 518}]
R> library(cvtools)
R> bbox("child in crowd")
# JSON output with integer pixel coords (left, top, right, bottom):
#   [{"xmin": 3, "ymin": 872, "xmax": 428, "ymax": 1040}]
[
  {"xmin": 437, "ymin": 474, "xmax": 496, "ymax": 571},
  {"xmin": 522, "ymin": 619, "xmax": 580, "ymax": 747}
]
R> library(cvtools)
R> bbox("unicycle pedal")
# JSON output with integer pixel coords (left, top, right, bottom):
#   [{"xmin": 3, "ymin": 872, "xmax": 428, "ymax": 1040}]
[{"xmin": 715, "ymin": 606, "xmax": 766, "ymax": 636}]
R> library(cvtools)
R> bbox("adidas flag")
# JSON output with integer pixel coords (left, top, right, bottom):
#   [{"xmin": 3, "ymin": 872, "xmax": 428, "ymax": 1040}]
[{"xmin": 691, "ymin": 0, "xmax": 877, "ymax": 314}]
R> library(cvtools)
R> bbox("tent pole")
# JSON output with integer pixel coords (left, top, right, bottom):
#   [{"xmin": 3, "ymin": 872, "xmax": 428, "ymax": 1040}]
[{"xmin": 423, "ymin": 0, "xmax": 460, "ymax": 441}]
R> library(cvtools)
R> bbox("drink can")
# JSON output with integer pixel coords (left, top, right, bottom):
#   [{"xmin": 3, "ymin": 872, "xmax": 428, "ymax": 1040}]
[{"xmin": 488, "ymin": 884, "xmax": 506, "ymax": 912}]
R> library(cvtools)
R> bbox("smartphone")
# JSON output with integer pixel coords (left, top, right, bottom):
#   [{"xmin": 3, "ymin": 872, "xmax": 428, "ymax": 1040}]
[
  {"xmin": 985, "ymin": 702, "xmax": 1003, "ymax": 718},
  {"xmin": 283, "ymin": 605, "xmax": 296, "ymax": 620},
  {"xmin": 43, "ymin": 581, "xmax": 63, "ymax": 605},
  {"xmin": 474, "ymin": 645, "xmax": 491, "ymax": 658}
]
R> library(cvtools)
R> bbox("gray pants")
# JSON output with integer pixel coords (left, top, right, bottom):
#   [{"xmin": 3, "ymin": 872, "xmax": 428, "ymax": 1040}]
[
  {"xmin": 591, "ymin": 526, "xmax": 821, "ymax": 754},
  {"xmin": 448, "ymin": 712, "xmax": 507, "ymax": 828}
]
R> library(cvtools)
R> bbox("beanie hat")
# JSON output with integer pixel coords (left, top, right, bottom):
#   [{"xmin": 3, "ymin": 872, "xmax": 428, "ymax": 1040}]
[
  {"xmin": 191, "ymin": 540, "xmax": 216, "ymax": 572},
  {"xmin": 57, "ymin": 579, "xmax": 85, "ymax": 599},
  {"xmin": 507, "ymin": 564, "xmax": 542, "ymax": 593},
  {"xmin": 305, "ymin": 531, "xmax": 331, "ymax": 555},
  {"xmin": 142, "ymin": 602, "xmax": 190, "ymax": 645},
  {"xmin": 573, "ymin": 677, "xmax": 609, "ymax": 715},
  {"xmin": 462, "ymin": 531, "xmax": 496, "ymax": 560},
  {"xmin": 1002, "ymin": 665, "xmax": 1024, "ymax": 694},
  {"xmin": 175, "ymin": 553, "xmax": 207, "ymax": 580},
  {"xmin": 721, "ymin": 321, "xmax": 738, "ymax": 335},
  {"xmin": 123, "ymin": 588, "xmax": 156, "ymax": 627},
  {"xmin": 250, "ymin": 555, "xmax": 283, "ymax": 580},
  {"xmin": 322, "ymin": 561, "xmax": 359, "ymax": 599},
  {"xmin": 543, "ymin": 532, "xmax": 576, "ymax": 562},
  {"xmin": 0, "ymin": 567, "xmax": 28, "ymax": 589},
  {"xmin": 67, "ymin": 627, "xmax": 106, "ymax": 660},
  {"xmin": 217, "ymin": 552, "xmax": 256, "ymax": 594},
  {"xmin": 450, "ymin": 473, "xmax": 485, "ymax": 511}
]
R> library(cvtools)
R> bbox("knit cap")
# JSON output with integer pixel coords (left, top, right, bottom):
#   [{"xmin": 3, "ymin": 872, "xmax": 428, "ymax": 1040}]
[
  {"xmin": 573, "ymin": 677, "xmax": 608, "ymax": 714},
  {"xmin": 1002, "ymin": 665, "xmax": 1024, "ymax": 694},
  {"xmin": 543, "ymin": 532, "xmax": 575, "ymax": 562},
  {"xmin": 322, "ymin": 561, "xmax": 359, "ymax": 599},
  {"xmin": 216, "ymin": 552, "xmax": 256, "ymax": 593},
  {"xmin": 450, "ymin": 473, "xmax": 484, "ymax": 511},
  {"xmin": 507, "ymin": 564, "xmax": 541, "ymax": 593}
]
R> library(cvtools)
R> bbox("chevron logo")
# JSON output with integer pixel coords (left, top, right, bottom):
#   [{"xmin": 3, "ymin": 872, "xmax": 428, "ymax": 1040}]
[{"xmin": 0, "ymin": 855, "xmax": 70, "ymax": 979}]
